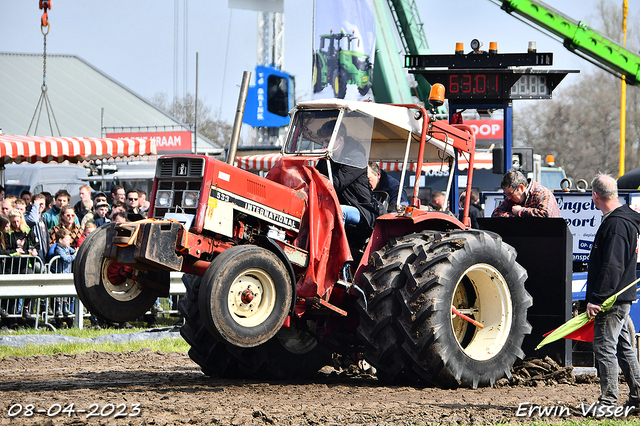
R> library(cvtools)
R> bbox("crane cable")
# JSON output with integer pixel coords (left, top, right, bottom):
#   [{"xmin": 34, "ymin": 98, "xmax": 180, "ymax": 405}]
[{"xmin": 27, "ymin": 0, "xmax": 61, "ymax": 136}]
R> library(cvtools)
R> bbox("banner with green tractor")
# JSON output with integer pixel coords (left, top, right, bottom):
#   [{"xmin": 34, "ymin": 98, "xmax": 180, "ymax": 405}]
[{"xmin": 313, "ymin": 0, "xmax": 375, "ymax": 100}]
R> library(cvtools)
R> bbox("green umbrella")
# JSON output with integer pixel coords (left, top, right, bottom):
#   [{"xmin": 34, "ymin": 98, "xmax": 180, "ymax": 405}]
[{"xmin": 536, "ymin": 276, "xmax": 640, "ymax": 350}]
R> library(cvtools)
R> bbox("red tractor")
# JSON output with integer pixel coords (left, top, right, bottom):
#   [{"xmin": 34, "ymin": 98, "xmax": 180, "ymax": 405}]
[{"xmin": 74, "ymin": 98, "xmax": 531, "ymax": 388}]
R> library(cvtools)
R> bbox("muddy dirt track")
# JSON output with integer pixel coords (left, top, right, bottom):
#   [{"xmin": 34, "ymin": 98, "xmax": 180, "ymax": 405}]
[{"xmin": 0, "ymin": 349, "xmax": 633, "ymax": 425}]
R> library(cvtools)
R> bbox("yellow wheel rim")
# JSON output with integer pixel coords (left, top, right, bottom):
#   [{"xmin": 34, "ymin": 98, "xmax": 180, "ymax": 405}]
[
  {"xmin": 227, "ymin": 268, "xmax": 276, "ymax": 327},
  {"xmin": 450, "ymin": 263, "xmax": 513, "ymax": 361}
]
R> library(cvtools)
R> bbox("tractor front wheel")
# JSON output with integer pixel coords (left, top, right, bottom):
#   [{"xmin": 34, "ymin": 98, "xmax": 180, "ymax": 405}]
[
  {"xmin": 358, "ymin": 83, "xmax": 371, "ymax": 96},
  {"xmin": 73, "ymin": 224, "xmax": 164, "ymax": 323},
  {"xmin": 179, "ymin": 274, "xmax": 240, "ymax": 378},
  {"xmin": 198, "ymin": 245, "xmax": 293, "ymax": 348},
  {"xmin": 332, "ymin": 68, "xmax": 348, "ymax": 99}
]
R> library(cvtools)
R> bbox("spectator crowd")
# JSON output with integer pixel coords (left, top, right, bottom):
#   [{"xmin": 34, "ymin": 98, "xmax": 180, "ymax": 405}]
[{"xmin": 0, "ymin": 184, "xmax": 151, "ymax": 330}]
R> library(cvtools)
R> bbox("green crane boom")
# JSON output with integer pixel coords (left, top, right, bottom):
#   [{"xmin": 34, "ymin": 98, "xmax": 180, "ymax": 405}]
[
  {"xmin": 371, "ymin": 0, "xmax": 412, "ymax": 103},
  {"xmin": 386, "ymin": 0, "xmax": 432, "ymax": 101},
  {"xmin": 496, "ymin": 0, "xmax": 640, "ymax": 84},
  {"xmin": 371, "ymin": 0, "xmax": 433, "ymax": 103}
]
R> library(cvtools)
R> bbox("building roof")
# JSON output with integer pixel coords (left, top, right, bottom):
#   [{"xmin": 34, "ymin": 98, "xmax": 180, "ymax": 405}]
[{"xmin": 0, "ymin": 52, "xmax": 221, "ymax": 152}]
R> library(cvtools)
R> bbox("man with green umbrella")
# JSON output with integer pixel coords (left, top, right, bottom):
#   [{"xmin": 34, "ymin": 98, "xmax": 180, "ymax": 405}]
[{"xmin": 586, "ymin": 173, "xmax": 640, "ymax": 412}]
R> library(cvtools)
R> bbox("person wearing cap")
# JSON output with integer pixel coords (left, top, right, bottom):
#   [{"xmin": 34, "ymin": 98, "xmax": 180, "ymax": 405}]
[
  {"xmin": 81, "ymin": 191, "xmax": 110, "ymax": 227},
  {"xmin": 92, "ymin": 201, "xmax": 112, "ymax": 227},
  {"xmin": 93, "ymin": 191, "xmax": 108, "ymax": 205}
]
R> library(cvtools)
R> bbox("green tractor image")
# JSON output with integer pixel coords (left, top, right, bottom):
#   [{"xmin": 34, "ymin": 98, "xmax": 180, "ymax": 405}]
[{"xmin": 313, "ymin": 30, "xmax": 372, "ymax": 98}]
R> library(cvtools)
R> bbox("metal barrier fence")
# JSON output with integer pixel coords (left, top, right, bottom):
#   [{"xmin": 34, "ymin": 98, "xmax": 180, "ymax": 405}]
[
  {"xmin": 0, "ymin": 255, "xmax": 44, "ymax": 275},
  {"xmin": 0, "ymin": 255, "xmax": 186, "ymax": 329}
]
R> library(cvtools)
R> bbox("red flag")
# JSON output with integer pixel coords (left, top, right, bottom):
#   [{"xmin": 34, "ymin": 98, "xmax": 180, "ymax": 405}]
[{"xmin": 543, "ymin": 319, "xmax": 595, "ymax": 342}]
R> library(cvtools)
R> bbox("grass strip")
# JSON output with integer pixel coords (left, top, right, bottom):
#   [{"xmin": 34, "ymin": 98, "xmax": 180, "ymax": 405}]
[
  {"xmin": 0, "ymin": 336, "xmax": 189, "ymax": 357},
  {"xmin": 2, "ymin": 326, "xmax": 151, "ymax": 338},
  {"xmin": 0, "ymin": 325, "xmax": 189, "ymax": 357}
]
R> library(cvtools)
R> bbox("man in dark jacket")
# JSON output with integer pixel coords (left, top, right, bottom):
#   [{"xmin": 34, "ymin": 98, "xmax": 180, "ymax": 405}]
[
  {"xmin": 586, "ymin": 174, "xmax": 640, "ymax": 411},
  {"xmin": 460, "ymin": 189, "xmax": 484, "ymax": 229},
  {"xmin": 317, "ymin": 121, "xmax": 378, "ymax": 233},
  {"xmin": 367, "ymin": 161, "xmax": 409, "ymax": 212}
]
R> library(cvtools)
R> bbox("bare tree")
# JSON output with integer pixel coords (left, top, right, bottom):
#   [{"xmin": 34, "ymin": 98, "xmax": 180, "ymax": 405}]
[
  {"xmin": 514, "ymin": 0, "xmax": 640, "ymax": 183},
  {"xmin": 150, "ymin": 92, "xmax": 234, "ymax": 148},
  {"xmin": 515, "ymin": 70, "xmax": 622, "ymax": 182}
]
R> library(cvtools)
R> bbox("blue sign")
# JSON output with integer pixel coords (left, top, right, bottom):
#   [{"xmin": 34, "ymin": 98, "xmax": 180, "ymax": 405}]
[{"xmin": 243, "ymin": 65, "xmax": 294, "ymax": 128}]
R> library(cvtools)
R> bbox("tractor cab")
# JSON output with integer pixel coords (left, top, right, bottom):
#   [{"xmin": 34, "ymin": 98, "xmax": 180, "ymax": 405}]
[{"xmin": 319, "ymin": 31, "xmax": 361, "ymax": 56}]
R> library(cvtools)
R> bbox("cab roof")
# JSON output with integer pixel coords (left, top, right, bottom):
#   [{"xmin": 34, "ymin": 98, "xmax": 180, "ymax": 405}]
[{"xmin": 292, "ymin": 99, "xmax": 456, "ymax": 164}]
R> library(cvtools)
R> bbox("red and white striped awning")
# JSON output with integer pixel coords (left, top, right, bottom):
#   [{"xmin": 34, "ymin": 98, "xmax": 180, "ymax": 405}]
[
  {"xmin": 236, "ymin": 152, "xmax": 494, "ymax": 173},
  {"xmin": 0, "ymin": 134, "xmax": 157, "ymax": 164},
  {"xmin": 236, "ymin": 153, "xmax": 283, "ymax": 171}
]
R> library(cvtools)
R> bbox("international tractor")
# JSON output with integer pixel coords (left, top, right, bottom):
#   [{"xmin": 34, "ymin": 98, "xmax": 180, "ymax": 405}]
[
  {"xmin": 313, "ymin": 30, "xmax": 372, "ymax": 98},
  {"xmin": 74, "ymin": 96, "xmax": 532, "ymax": 389}
]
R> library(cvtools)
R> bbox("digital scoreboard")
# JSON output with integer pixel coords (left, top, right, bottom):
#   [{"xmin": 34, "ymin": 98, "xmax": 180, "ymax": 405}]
[
  {"xmin": 405, "ymin": 52, "xmax": 578, "ymax": 102},
  {"xmin": 414, "ymin": 69, "xmax": 571, "ymax": 101}
]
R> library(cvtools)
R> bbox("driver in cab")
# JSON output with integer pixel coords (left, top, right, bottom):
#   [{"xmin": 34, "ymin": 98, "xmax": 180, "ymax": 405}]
[{"xmin": 316, "ymin": 120, "xmax": 378, "ymax": 233}]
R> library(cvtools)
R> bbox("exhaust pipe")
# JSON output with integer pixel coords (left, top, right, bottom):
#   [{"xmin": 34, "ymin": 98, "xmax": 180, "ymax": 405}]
[{"xmin": 227, "ymin": 71, "xmax": 252, "ymax": 166}]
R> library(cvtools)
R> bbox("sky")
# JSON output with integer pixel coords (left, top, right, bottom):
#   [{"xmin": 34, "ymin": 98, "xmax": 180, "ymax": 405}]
[{"xmin": 1, "ymin": 0, "xmax": 639, "ymax": 128}]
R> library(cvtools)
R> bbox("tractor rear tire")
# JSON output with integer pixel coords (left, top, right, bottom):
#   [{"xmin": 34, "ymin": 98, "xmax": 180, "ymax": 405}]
[
  {"xmin": 226, "ymin": 324, "xmax": 333, "ymax": 380},
  {"xmin": 73, "ymin": 225, "xmax": 164, "ymax": 323},
  {"xmin": 396, "ymin": 230, "xmax": 532, "ymax": 388},
  {"xmin": 356, "ymin": 234, "xmax": 421, "ymax": 384},
  {"xmin": 198, "ymin": 245, "xmax": 293, "ymax": 348},
  {"xmin": 73, "ymin": 223, "xmax": 106, "ymax": 315},
  {"xmin": 313, "ymin": 54, "xmax": 324, "ymax": 93},
  {"xmin": 179, "ymin": 274, "xmax": 240, "ymax": 378}
]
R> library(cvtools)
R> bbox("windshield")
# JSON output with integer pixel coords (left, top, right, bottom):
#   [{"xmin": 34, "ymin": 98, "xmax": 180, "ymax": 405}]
[
  {"xmin": 540, "ymin": 169, "xmax": 566, "ymax": 190},
  {"xmin": 284, "ymin": 110, "xmax": 340, "ymax": 154},
  {"xmin": 329, "ymin": 110, "xmax": 373, "ymax": 169},
  {"xmin": 284, "ymin": 109, "xmax": 373, "ymax": 169}
]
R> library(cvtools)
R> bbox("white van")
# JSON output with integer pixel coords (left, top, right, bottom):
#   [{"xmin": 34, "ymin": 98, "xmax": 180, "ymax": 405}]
[
  {"xmin": 4, "ymin": 163, "xmax": 89, "ymax": 204},
  {"xmin": 83, "ymin": 162, "xmax": 156, "ymax": 198}
]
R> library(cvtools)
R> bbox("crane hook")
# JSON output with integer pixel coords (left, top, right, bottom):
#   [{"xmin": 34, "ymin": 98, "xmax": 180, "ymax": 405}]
[{"xmin": 39, "ymin": 0, "xmax": 51, "ymax": 33}]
